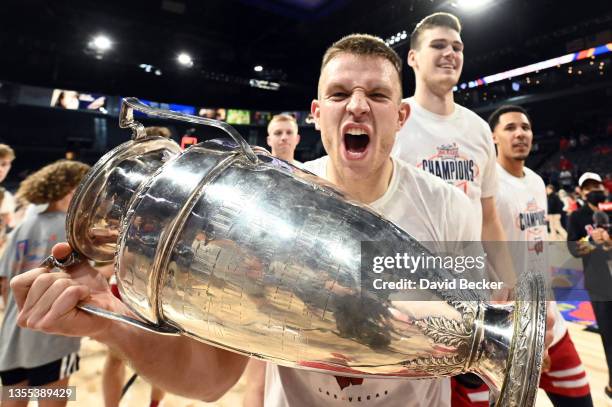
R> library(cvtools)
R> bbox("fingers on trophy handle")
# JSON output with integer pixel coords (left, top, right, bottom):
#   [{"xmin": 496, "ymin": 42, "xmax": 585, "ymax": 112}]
[{"xmin": 38, "ymin": 251, "xmax": 181, "ymax": 336}]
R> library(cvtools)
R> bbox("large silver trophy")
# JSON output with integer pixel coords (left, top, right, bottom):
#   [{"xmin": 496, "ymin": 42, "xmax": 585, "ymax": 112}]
[{"xmin": 67, "ymin": 98, "xmax": 546, "ymax": 406}]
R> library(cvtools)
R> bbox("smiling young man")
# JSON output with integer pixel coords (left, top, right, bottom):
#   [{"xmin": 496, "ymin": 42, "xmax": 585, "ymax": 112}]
[
  {"xmin": 451, "ymin": 105, "xmax": 594, "ymax": 407},
  {"xmin": 392, "ymin": 12, "xmax": 505, "ymax": 246},
  {"xmin": 391, "ymin": 12, "xmax": 520, "ymax": 401},
  {"xmin": 12, "ymin": 34, "xmax": 554, "ymax": 407}
]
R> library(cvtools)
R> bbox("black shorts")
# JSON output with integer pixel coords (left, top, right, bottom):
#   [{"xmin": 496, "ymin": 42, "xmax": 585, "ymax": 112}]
[{"xmin": 0, "ymin": 353, "xmax": 80, "ymax": 386}]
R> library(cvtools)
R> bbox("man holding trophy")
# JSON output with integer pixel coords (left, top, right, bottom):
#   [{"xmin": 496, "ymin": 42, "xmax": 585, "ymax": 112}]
[{"xmin": 10, "ymin": 34, "xmax": 553, "ymax": 406}]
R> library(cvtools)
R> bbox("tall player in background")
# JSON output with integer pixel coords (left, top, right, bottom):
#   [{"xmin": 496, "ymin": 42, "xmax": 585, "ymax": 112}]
[
  {"xmin": 392, "ymin": 13, "xmax": 515, "ymax": 394},
  {"xmin": 393, "ymin": 13, "xmax": 503, "ymax": 243},
  {"xmin": 451, "ymin": 105, "xmax": 594, "ymax": 406}
]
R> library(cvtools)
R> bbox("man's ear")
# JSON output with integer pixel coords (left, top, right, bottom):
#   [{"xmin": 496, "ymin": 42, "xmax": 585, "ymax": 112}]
[
  {"xmin": 296, "ymin": 134, "xmax": 301, "ymax": 145},
  {"xmin": 407, "ymin": 49, "xmax": 417, "ymax": 69},
  {"xmin": 266, "ymin": 136, "xmax": 272, "ymax": 148},
  {"xmin": 397, "ymin": 102, "xmax": 410, "ymax": 130},
  {"xmin": 311, "ymin": 99, "xmax": 321, "ymax": 131}
]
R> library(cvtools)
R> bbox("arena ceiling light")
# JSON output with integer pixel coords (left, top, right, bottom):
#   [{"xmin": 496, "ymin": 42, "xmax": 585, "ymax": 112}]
[
  {"xmin": 451, "ymin": 0, "xmax": 493, "ymax": 11},
  {"xmin": 177, "ymin": 52, "xmax": 194, "ymax": 67},
  {"xmin": 384, "ymin": 30, "xmax": 407, "ymax": 47},
  {"xmin": 139, "ymin": 64, "xmax": 163, "ymax": 76},
  {"xmin": 249, "ymin": 79, "xmax": 280, "ymax": 91},
  {"xmin": 91, "ymin": 35, "xmax": 112, "ymax": 51},
  {"xmin": 254, "ymin": 65, "xmax": 263, "ymax": 72}
]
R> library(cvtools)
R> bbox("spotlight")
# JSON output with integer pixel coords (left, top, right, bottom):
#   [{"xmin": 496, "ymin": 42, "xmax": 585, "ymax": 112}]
[
  {"xmin": 254, "ymin": 65, "xmax": 263, "ymax": 72},
  {"xmin": 91, "ymin": 35, "xmax": 112, "ymax": 51},
  {"xmin": 452, "ymin": 0, "xmax": 492, "ymax": 10},
  {"xmin": 177, "ymin": 53, "xmax": 193, "ymax": 67}
]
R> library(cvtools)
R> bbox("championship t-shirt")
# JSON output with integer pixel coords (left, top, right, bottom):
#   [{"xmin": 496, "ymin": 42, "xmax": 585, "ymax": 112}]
[
  {"xmin": 393, "ymin": 97, "xmax": 497, "ymax": 233},
  {"xmin": 263, "ymin": 156, "xmax": 479, "ymax": 407},
  {"xmin": 495, "ymin": 163, "xmax": 566, "ymax": 344}
]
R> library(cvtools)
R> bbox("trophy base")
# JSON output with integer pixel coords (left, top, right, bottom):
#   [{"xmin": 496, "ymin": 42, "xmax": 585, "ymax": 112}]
[{"xmin": 496, "ymin": 274, "xmax": 547, "ymax": 406}]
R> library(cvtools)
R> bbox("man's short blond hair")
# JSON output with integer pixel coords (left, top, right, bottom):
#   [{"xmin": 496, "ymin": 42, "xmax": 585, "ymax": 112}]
[
  {"xmin": 267, "ymin": 114, "xmax": 298, "ymax": 135},
  {"xmin": 0, "ymin": 144, "xmax": 15, "ymax": 161},
  {"xmin": 410, "ymin": 12, "xmax": 461, "ymax": 50},
  {"xmin": 18, "ymin": 160, "xmax": 90, "ymax": 205},
  {"xmin": 319, "ymin": 34, "xmax": 403, "ymax": 98}
]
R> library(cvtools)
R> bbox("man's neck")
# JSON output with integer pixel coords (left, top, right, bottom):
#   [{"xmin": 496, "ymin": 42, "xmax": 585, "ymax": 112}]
[
  {"xmin": 273, "ymin": 151, "xmax": 294, "ymax": 163},
  {"xmin": 45, "ymin": 195, "xmax": 72, "ymax": 213},
  {"xmin": 326, "ymin": 158, "xmax": 394, "ymax": 204},
  {"xmin": 44, "ymin": 202, "xmax": 67, "ymax": 213},
  {"xmin": 498, "ymin": 156, "xmax": 525, "ymax": 178},
  {"xmin": 413, "ymin": 83, "xmax": 455, "ymax": 116}
]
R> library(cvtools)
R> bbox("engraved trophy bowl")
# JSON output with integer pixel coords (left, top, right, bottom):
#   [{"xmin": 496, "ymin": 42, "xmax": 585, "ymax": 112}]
[{"xmin": 67, "ymin": 98, "xmax": 547, "ymax": 407}]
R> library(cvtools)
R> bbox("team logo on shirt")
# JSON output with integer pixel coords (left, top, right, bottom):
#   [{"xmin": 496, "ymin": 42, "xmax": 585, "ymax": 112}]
[
  {"xmin": 418, "ymin": 143, "xmax": 479, "ymax": 193},
  {"xmin": 516, "ymin": 198, "xmax": 546, "ymax": 254},
  {"xmin": 517, "ymin": 198, "xmax": 546, "ymax": 232}
]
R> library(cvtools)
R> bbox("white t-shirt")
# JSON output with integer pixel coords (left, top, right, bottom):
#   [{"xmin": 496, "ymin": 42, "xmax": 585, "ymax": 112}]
[
  {"xmin": 392, "ymin": 97, "xmax": 498, "ymax": 233},
  {"xmin": 0, "ymin": 189, "xmax": 15, "ymax": 228},
  {"xmin": 264, "ymin": 156, "xmax": 479, "ymax": 407},
  {"xmin": 0, "ymin": 189, "xmax": 15, "ymax": 215},
  {"xmin": 495, "ymin": 163, "xmax": 566, "ymax": 345},
  {"xmin": 291, "ymin": 160, "xmax": 306, "ymax": 170}
]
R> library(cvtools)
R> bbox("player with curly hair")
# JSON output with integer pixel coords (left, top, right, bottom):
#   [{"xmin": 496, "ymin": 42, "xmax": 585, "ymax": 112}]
[{"xmin": 0, "ymin": 159, "xmax": 89, "ymax": 407}]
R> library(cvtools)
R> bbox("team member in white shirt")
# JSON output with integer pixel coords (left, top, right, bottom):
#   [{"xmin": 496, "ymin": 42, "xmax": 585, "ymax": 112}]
[
  {"xmin": 10, "ymin": 35, "xmax": 553, "ymax": 407},
  {"xmin": 392, "ymin": 12, "xmax": 503, "ymax": 242},
  {"xmin": 452, "ymin": 105, "xmax": 593, "ymax": 407},
  {"xmin": 266, "ymin": 114, "xmax": 303, "ymax": 168},
  {"xmin": 392, "ymin": 12, "xmax": 518, "ymax": 397},
  {"xmin": 246, "ymin": 33, "xmax": 477, "ymax": 407}
]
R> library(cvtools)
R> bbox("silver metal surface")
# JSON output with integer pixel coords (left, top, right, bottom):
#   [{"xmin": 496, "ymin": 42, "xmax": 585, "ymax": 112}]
[
  {"xmin": 67, "ymin": 98, "xmax": 547, "ymax": 407},
  {"xmin": 66, "ymin": 136, "xmax": 181, "ymax": 262},
  {"xmin": 77, "ymin": 304, "xmax": 181, "ymax": 336},
  {"xmin": 120, "ymin": 97, "xmax": 258, "ymax": 163},
  {"xmin": 39, "ymin": 252, "xmax": 81, "ymax": 269}
]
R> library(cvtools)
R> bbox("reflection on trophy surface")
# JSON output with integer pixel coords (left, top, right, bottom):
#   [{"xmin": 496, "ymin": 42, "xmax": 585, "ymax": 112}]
[{"xmin": 66, "ymin": 98, "xmax": 546, "ymax": 407}]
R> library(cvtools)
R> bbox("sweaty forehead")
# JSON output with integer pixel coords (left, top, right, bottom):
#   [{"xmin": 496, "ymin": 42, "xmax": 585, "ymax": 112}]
[{"xmin": 319, "ymin": 53, "xmax": 401, "ymax": 94}]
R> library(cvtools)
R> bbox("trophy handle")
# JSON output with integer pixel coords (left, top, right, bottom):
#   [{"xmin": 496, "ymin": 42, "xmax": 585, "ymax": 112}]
[
  {"xmin": 77, "ymin": 303, "xmax": 181, "ymax": 336},
  {"xmin": 40, "ymin": 254, "xmax": 181, "ymax": 336},
  {"xmin": 119, "ymin": 97, "xmax": 259, "ymax": 163}
]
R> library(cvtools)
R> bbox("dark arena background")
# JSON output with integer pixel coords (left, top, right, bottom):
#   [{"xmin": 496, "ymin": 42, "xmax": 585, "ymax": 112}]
[{"xmin": 0, "ymin": 0, "xmax": 610, "ymax": 406}]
